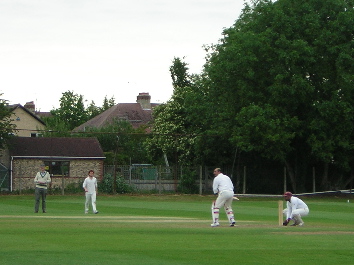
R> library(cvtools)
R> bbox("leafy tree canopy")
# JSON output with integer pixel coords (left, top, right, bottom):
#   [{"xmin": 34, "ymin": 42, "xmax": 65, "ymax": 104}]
[
  {"xmin": 206, "ymin": 0, "xmax": 354, "ymax": 160},
  {"xmin": 45, "ymin": 91, "xmax": 116, "ymax": 134},
  {"xmin": 102, "ymin": 95, "xmax": 115, "ymax": 112},
  {"xmin": 147, "ymin": 57, "xmax": 234, "ymax": 166},
  {"xmin": 50, "ymin": 91, "xmax": 88, "ymax": 131},
  {"xmin": 203, "ymin": 0, "xmax": 354, "ymax": 190},
  {"xmin": 0, "ymin": 96, "xmax": 16, "ymax": 149}
]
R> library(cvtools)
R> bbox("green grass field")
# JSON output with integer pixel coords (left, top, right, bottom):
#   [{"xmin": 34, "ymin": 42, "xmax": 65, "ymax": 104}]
[{"xmin": 0, "ymin": 194, "xmax": 353, "ymax": 265}]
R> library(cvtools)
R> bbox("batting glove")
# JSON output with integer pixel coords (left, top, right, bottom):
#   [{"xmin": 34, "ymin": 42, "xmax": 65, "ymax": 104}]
[{"xmin": 283, "ymin": 218, "xmax": 291, "ymax": 226}]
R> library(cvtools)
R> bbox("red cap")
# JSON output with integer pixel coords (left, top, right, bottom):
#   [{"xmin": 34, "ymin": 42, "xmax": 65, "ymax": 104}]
[{"xmin": 283, "ymin": 191, "xmax": 292, "ymax": 197}]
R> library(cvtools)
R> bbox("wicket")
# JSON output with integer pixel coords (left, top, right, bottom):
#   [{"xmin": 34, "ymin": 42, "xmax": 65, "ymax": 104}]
[{"xmin": 278, "ymin": 200, "xmax": 283, "ymax": 226}]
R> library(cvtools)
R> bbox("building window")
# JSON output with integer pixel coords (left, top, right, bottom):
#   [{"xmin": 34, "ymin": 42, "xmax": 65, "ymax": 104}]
[
  {"xmin": 31, "ymin": 133, "xmax": 43, "ymax": 137},
  {"xmin": 44, "ymin": 161, "xmax": 70, "ymax": 177}
]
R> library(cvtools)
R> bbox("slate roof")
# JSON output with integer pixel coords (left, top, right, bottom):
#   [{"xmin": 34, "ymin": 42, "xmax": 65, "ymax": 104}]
[
  {"xmin": 72, "ymin": 103, "xmax": 160, "ymax": 132},
  {"xmin": 9, "ymin": 137, "xmax": 105, "ymax": 159},
  {"xmin": 36, "ymin": 111, "xmax": 52, "ymax": 118}
]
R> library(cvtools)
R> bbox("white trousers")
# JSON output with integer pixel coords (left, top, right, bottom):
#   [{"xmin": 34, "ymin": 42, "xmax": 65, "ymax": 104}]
[
  {"xmin": 283, "ymin": 208, "xmax": 309, "ymax": 218},
  {"xmin": 85, "ymin": 192, "xmax": 97, "ymax": 213},
  {"xmin": 215, "ymin": 190, "xmax": 234, "ymax": 209},
  {"xmin": 212, "ymin": 190, "xmax": 235, "ymax": 224}
]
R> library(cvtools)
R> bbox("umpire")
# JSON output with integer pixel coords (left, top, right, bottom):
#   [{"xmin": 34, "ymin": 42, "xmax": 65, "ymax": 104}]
[{"xmin": 34, "ymin": 164, "xmax": 51, "ymax": 213}]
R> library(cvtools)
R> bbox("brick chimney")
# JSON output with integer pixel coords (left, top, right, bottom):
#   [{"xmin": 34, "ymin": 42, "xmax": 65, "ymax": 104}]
[
  {"xmin": 136, "ymin": 92, "xmax": 151, "ymax": 110},
  {"xmin": 24, "ymin": 101, "xmax": 35, "ymax": 113}
]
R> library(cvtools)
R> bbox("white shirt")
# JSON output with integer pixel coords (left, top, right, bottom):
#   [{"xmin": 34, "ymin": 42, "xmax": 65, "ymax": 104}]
[
  {"xmin": 83, "ymin": 177, "xmax": 97, "ymax": 194},
  {"xmin": 286, "ymin": 196, "xmax": 309, "ymax": 219},
  {"xmin": 213, "ymin": 173, "xmax": 234, "ymax": 194}
]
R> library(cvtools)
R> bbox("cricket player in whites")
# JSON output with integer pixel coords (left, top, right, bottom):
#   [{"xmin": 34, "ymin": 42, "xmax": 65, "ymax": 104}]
[
  {"xmin": 83, "ymin": 170, "xmax": 99, "ymax": 214},
  {"xmin": 282, "ymin": 191, "xmax": 309, "ymax": 226},
  {"xmin": 211, "ymin": 168, "xmax": 236, "ymax": 227}
]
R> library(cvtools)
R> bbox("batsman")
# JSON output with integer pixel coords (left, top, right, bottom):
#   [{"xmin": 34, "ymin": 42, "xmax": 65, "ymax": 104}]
[{"xmin": 211, "ymin": 168, "xmax": 236, "ymax": 227}]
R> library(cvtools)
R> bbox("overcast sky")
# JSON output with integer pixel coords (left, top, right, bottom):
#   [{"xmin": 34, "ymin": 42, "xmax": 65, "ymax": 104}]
[{"xmin": 0, "ymin": 0, "xmax": 245, "ymax": 111}]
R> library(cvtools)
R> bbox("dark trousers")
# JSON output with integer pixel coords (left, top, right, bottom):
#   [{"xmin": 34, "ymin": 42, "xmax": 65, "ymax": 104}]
[{"xmin": 35, "ymin": 187, "xmax": 47, "ymax": 212}]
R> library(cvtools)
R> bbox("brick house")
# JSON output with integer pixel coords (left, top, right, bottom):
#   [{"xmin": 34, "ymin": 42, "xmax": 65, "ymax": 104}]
[
  {"xmin": 9, "ymin": 103, "xmax": 47, "ymax": 137},
  {"xmin": 6, "ymin": 137, "xmax": 105, "ymax": 191},
  {"xmin": 72, "ymin": 92, "xmax": 160, "ymax": 132}
]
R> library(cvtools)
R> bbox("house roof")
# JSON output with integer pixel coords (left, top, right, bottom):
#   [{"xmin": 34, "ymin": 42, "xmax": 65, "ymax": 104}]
[
  {"xmin": 35, "ymin": 111, "xmax": 52, "ymax": 118},
  {"xmin": 72, "ymin": 103, "xmax": 160, "ymax": 132},
  {"xmin": 9, "ymin": 137, "xmax": 105, "ymax": 159},
  {"xmin": 9, "ymin": 104, "xmax": 46, "ymax": 126}
]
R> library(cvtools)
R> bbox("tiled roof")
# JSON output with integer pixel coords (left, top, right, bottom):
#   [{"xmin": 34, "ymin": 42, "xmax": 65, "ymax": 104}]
[
  {"xmin": 9, "ymin": 137, "xmax": 105, "ymax": 158},
  {"xmin": 73, "ymin": 103, "xmax": 160, "ymax": 132},
  {"xmin": 36, "ymin": 111, "xmax": 52, "ymax": 118}
]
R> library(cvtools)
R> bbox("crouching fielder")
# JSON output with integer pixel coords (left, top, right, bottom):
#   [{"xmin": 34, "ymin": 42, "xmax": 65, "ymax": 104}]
[
  {"xmin": 283, "ymin": 191, "xmax": 309, "ymax": 226},
  {"xmin": 211, "ymin": 168, "xmax": 236, "ymax": 227}
]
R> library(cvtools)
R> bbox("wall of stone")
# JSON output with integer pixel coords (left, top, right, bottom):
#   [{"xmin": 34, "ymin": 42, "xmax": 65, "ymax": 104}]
[{"xmin": 11, "ymin": 159, "xmax": 104, "ymax": 191}]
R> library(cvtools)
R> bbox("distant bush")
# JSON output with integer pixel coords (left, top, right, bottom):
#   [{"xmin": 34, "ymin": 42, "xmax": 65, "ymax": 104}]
[
  {"xmin": 99, "ymin": 173, "xmax": 135, "ymax": 194},
  {"xmin": 177, "ymin": 169, "xmax": 198, "ymax": 194},
  {"xmin": 65, "ymin": 181, "xmax": 84, "ymax": 194}
]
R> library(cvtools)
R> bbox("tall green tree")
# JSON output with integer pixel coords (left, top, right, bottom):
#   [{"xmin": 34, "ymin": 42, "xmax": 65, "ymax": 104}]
[
  {"xmin": 205, "ymin": 0, "xmax": 354, "ymax": 191},
  {"xmin": 43, "ymin": 92, "xmax": 116, "ymax": 136},
  {"xmin": 87, "ymin": 96, "xmax": 116, "ymax": 119},
  {"xmin": 0, "ymin": 96, "xmax": 16, "ymax": 149},
  {"xmin": 146, "ymin": 58, "xmax": 194, "ymax": 165},
  {"xmin": 170, "ymin": 57, "xmax": 191, "ymax": 89},
  {"xmin": 51, "ymin": 91, "xmax": 88, "ymax": 131},
  {"xmin": 146, "ymin": 58, "xmax": 230, "ymax": 166},
  {"xmin": 102, "ymin": 95, "xmax": 115, "ymax": 112},
  {"xmin": 86, "ymin": 100, "xmax": 101, "ymax": 119},
  {"xmin": 41, "ymin": 115, "xmax": 71, "ymax": 137}
]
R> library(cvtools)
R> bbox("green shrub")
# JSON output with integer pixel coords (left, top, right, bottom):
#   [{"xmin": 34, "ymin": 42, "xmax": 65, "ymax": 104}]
[
  {"xmin": 177, "ymin": 169, "xmax": 199, "ymax": 194},
  {"xmin": 99, "ymin": 173, "xmax": 135, "ymax": 194},
  {"xmin": 65, "ymin": 181, "xmax": 84, "ymax": 194},
  {"xmin": 116, "ymin": 175, "xmax": 135, "ymax": 194}
]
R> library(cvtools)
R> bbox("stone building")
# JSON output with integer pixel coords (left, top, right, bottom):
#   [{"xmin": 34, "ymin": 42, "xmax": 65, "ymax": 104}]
[{"xmin": 6, "ymin": 137, "xmax": 105, "ymax": 191}]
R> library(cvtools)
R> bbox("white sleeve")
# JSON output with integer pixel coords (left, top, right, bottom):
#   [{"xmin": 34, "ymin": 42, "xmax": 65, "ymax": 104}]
[
  {"xmin": 289, "ymin": 198, "xmax": 301, "ymax": 218},
  {"xmin": 212, "ymin": 178, "xmax": 219, "ymax": 194},
  {"xmin": 83, "ymin": 178, "xmax": 87, "ymax": 189},
  {"xmin": 287, "ymin": 201, "xmax": 292, "ymax": 219}
]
